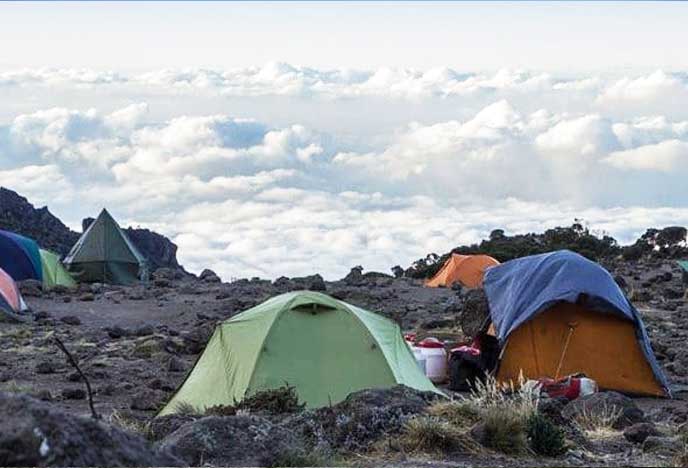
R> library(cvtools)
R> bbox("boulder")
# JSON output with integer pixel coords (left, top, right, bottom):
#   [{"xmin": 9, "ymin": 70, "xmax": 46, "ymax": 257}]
[
  {"xmin": 0, "ymin": 391, "xmax": 179, "ymax": 466},
  {"xmin": 159, "ymin": 415, "xmax": 303, "ymax": 466},
  {"xmin": 78, "ymin": 293, "xmax": 95, "ymax": 302},
  {"xmin": 623, "ymin": 422, "xmax": 661, "ymax": 444},
  {"xmin": 284, "ymin": 385, "xmax": 440, "ymax": 452},
  {"xmin": 642, "ymin": 435, "xmax": 682, "ymax": 455},
  {"xmin": 199, "ymin": 269, "xmax": 221, "ymax": 283},
  {"xmin": 562, "ymin": 391, "xmax": 645, "ymax": 430}
]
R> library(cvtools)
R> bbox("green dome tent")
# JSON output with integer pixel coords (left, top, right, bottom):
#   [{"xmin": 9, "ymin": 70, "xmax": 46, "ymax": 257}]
[
  {"xmin": 158, "ymin": 291, "xmax": 440, "ymax": 416},
  {"xmin": 64, "ymin": 209, "xmax": 146, "ymax": 285},
  {"xmin": 39, "ymin": 249, "xmax": 76, "ymax": 289}
]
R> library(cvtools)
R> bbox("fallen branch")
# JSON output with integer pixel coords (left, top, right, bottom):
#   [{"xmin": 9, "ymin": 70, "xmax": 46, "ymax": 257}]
[{"xmin": 53, "ymin": 335, "xmax": 101, "ymax": 420}]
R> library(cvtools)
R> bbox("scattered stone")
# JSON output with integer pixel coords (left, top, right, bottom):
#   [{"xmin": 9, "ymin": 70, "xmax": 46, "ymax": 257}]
[
  {"xmin": 61, "ymin": 388, "xmax": 86, "ymax": 400},
  {"xmin": 104, "ymin": 325, "xmax": 129, "ymax": 339},
  {"xmin": 135, "ymin": 324, "xmax": 155, "ymax": 337},
  {"xmin": 60, "ymin": 315, "xmax": 81, "ymax": 326},
  {"xmin": 130, "ymin": 389, "xmax": 164, "ymax": 411},
  {"xmin": 167, "ymin": 357, "xmax": 185, "ymax": 373},
  {"xmin": 78, "ymin": 292, "xmax": 95, "ymax": 302},
  {"xmin": 62, "ymin": 296, "xmax": 72, "ymax": 303},
  {"xmin": 32, "ymin": 389, "xmax": 52, "ymax": 401},
  {"xmin": 35, "ymin": 361, "xmax": 56, "ymax": 375},
  {"xmin": 32, "ymin": 311, "xmax": 51, "ymax": 321}
]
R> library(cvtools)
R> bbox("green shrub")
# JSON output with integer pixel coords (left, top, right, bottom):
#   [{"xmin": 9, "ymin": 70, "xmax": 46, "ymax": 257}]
[
  {"xmin": 527, "ymin": 413, "xmax": 566, "ymax": 457},
  {"xmin": 205, "ymin": 384, "xmax": 305, "ymax": 416}
]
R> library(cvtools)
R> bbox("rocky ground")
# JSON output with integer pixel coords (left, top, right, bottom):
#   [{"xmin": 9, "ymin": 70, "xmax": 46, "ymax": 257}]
[{"xmin": 0, "ymin": 260, "xmax": 687, "ymax": 467}]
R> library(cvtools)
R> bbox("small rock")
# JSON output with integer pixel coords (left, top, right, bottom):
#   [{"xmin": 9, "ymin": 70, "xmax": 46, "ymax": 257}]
[
  {"xmin": 78, "ymin": 292, "xmax": 95, "ymax": 302},
  {"xmin": 130, "ymin": 389, "xmax": 163, "ymax": 411},
  {"xmin": 105, "ymin": 325, "xmax": 129, "ymax": 339},
  {"xmin": 66, "ymin": 371, "xmax": 82, "ymax": 383},
  {"xmin": 62, "ymin": 388, "xmax": 86, "ymax": 400},
  {"xmin": 63, "ymin": 296, "xmax": 72, "ymax": 303},
  {"xmin": 32, "ymin": 389, "xmax": 52, "ymax": 401},
  {"xmin": 32, "ymin": 310, "xmax": 51, "ymax": 321},
  {"xmin": 624, "ymin": 422, "xmax": 661, "ymax": 444},
  {"xmin": 60, "ymin": 315, "xmax": 82, "ymax": 326},
  {"xmin": 35, "ymin": 361, "xmax": 56, "ymax": 374},
  {"xmin": 135, "ymin": 324, "xmax": 155, "ymax": 337},
  {"xmin": 167, "ymin": 357, "xmax": 185, "ymax": 373}
]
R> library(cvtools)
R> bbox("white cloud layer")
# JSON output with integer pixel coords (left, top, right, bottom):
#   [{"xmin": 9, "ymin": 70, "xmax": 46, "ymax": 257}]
[{"xmin": 1, "ymin": 65, "xmax": 687, "ymax": 279}]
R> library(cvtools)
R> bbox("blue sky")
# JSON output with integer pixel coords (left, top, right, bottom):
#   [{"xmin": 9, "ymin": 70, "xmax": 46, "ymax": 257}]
[{"xmin": 0, "ymin": 2, "xmax": 687, "ymax": 279}]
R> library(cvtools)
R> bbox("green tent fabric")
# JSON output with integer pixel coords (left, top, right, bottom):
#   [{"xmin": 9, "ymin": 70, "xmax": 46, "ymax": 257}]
[
  {"xmin": 39, "ymin": 249, "xmax": 76, "ymax": 289},
  {"xmin": 158, "ymin": 291, "xmax": 441, "ymax": 415},
  {"xmin": 64, "ymin": 209, "xmax": 146, "ymax": 285},
  {"xmin": 678, "ymin": 260, "xmax": 688, "ymax": 273}
]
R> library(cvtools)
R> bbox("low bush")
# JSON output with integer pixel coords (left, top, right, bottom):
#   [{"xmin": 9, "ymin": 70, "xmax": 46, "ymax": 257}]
[{"xmin": 526, "ymin": 413, "xmax": 567, "ymax": 457}]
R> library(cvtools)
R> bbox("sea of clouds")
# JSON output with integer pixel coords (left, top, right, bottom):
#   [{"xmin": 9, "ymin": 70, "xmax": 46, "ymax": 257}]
[{"xmin": 1, "ymin": 64, "xmax": 687, "ymax": 279}]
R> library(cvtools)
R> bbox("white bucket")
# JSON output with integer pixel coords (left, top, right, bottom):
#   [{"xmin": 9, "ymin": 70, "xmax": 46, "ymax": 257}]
[
  {"xmin": 416, "ymin": 338, "xmax": 448, "ymax": 383},
  {"xmin": 412, "ymin": 347, "xmax": 427, "ymax": 374}
]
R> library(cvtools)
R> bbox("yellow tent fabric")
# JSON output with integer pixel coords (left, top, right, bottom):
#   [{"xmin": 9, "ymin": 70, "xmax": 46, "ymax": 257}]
[
  {"xmin": 426, "ymin": 254, "xmax": 499, "ymax": 288},
  {"xmin": 496, "ymin": 303, "xmax": 666, "ymax": 397},
  {"xmin": 40, "ymin": 249, "xmax": 76, "ymax": 289}
]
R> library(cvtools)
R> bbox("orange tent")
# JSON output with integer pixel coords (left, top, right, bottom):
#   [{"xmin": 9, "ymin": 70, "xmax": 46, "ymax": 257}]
[
  {"xmin": 496, "ymin": 303, "xmax": 667, "ymax": 397},
  {"xmin": 425, "ymin": 254, "xmax": 499, "ymax": 288}
]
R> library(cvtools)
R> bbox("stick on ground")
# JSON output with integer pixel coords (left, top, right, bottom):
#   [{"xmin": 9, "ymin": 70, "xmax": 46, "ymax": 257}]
[{"xmin": 53, "ymin": 335, "xmax": 101, "ymax": 420}]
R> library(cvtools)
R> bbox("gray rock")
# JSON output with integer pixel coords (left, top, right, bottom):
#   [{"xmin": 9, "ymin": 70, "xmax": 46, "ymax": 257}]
[
  {"xmin": 105, "ymin": 325, "xmax": 130, "ymax": 339},
  {"xmin": 130, "ymin": 390, "xmax": 163, "ymax": 411},
  {"xmin": 61, "ymin": 388, "xmax": 86, "ymax": 400},
  {"xmin": 199, "ymin": 269, "xmax": 221, "ymax": 283},
  {"xmin": 642, "ymin": 435, "xmax": 682, "ymax": 455},
  {"xmin": 78, "ymin": 292, "xmax": 95, "ymax": 302},
  {"xmin": 35, "ymin": 361, "xmax": 56, "ymax": 375},
  {"xmin": 167, "ymin": 357, "xmax": 185, "ymax": 373},
  {"xmin": 134, "ymin": 324, "xmax": 155, "ymax": 337},
  {"xmin": 562, "ymin": 391, "xmax": 645, "ymax": 430},
  {"xmin": 60, "ymin": 315, "xmax": 81, "ymax": 326},
  {"xmin": 623, "ymin": 422, "xmax": 661, "ymax": 444},
  {"xmin": 0, "ymin": 381, "xmax": 180, "ymax": 466},
  {"xmin": 159, "ymin": 415, "xmax": 303, "ymax": 466}
]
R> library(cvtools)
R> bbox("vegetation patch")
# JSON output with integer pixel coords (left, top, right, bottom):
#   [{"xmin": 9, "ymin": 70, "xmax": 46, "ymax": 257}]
[
  {"xmin": 400, "ymin": 416, "xmax": 480, "ymax": 455},
  {"xmin": 526, "ymin": 413, "xmax": 567, "ymax": 457}
]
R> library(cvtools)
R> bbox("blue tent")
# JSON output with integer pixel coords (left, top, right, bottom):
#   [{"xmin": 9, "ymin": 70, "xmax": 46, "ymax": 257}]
[
  {"xmin": 0, "ymin": 230, "xmax": 43, "ymax": 282},
  {"xmin": 484, "ymin": 250, "xmax": 670, "ymax": 397}
]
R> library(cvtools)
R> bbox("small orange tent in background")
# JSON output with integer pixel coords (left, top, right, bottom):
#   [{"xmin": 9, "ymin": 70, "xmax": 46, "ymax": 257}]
[
  {"xmin": 425, "ymin": 254, "xmax": 499, "ymax": 288},
  {"xmin": 0, "ymin": 266, "xmax": 28, "ymax": 322}
]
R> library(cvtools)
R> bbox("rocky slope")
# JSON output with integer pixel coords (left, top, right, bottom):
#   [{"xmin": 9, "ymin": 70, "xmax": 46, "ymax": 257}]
[
  {"xmin": 1, "ymin": 263, "xmax": 686, "ymax": 467},
  {"xmin": 0, "ymin": 187, "xmax": 186, "ymax": 273}
]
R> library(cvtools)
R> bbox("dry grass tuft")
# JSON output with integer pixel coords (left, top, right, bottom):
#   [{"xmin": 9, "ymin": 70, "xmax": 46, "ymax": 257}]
[
  {"xmin": 400, "ymin": 416, "xmax": 481, "ymax": 455},
  {"xmin": 109, "ymin": 409, "xmax": 152, "ymax": 438},
  {"xmin": 427, "ymin": 400, "xmax": 481, "ymax": 428},
  {"xmin": 572, "ymin": 401, "xmax": 622, "ymax": 435}
]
